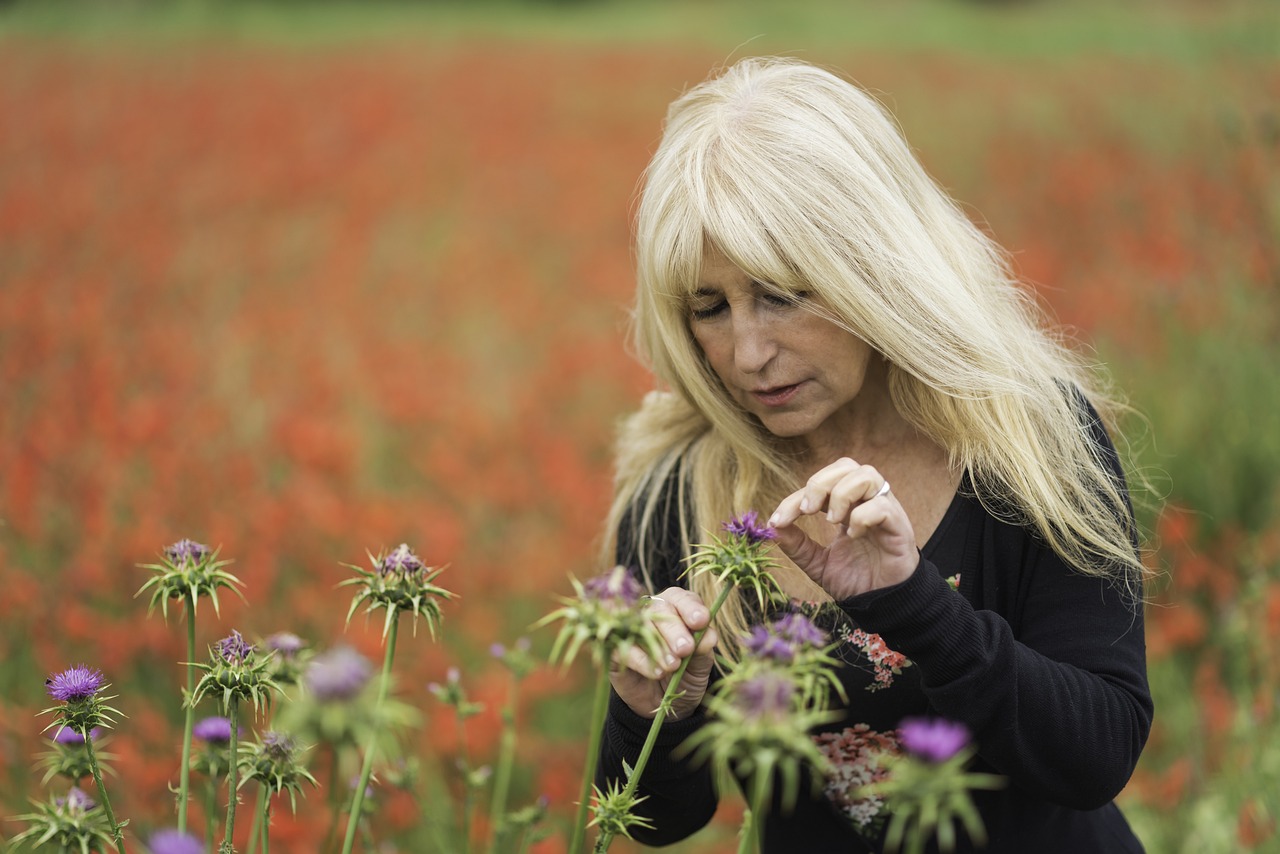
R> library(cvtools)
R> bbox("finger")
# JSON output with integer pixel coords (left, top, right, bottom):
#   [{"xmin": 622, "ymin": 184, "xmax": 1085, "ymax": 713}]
[
  {"xmin": 826, "ymin": 466, "xmax": 889, "ymax": 526},
  {"xmin": 612, "ymin": 639, "xmax": 669, "ymax": 681},
  {"xmin": 796, "ymin": 457, "xmax": 861, "ymax": 516},
  {"xmin": 643, "ymin": 588, "xmax": 705, "ymax": 661},
  {"xmin": 844, "ymin": 498, "xmax": 892, "ymax": 540}
]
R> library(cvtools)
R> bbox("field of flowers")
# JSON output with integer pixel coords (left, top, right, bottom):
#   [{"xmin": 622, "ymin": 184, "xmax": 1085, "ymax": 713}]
[{"xmin": 1, "ymin": 4, "xmax": 1278, "ymax": 852}]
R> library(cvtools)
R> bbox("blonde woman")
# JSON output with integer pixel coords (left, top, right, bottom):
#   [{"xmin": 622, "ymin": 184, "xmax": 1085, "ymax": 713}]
[{"xmin": 597, "ymin": 58, "xmax": 1152, "ymax": 852}]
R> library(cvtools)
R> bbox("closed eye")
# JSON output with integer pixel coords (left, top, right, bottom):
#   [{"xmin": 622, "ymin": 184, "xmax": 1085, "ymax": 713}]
[{"xmin": 762, "ymin": 289, "xmax": 810, "ymax": 309}]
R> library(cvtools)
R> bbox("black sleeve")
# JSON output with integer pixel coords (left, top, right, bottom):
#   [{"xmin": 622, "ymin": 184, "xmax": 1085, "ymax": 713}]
[
  {"xmin": 594, "ymin": 474, "xmax": 721, "ymax": 844},
  {"xmin": 840, "ymin": 418, "xmax": 1152, "ymax": 810}
]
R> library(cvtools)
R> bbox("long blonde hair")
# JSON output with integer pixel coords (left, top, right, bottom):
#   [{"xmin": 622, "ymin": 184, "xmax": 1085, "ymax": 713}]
[{"xmin": 604, "ymin": 57, "xmax": 1143, "ymax": 652}]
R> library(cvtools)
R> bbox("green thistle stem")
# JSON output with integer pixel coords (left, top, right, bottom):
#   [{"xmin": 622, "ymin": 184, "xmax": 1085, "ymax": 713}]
[
  {"xmin": 206, "ymin": 776, "xmax": 218, "ymax": 852},
  {"xmin": 486, "ymin": 672, "xmax": 519, "ymax": 854},
  {"xmin": 246, "ymin": 787, "xmax": 261, "ymax": 854},
  {"xmin": 342, "ymin": 617, "xmax": 400, "ymax": 854},
  {"xmin": 322, "ymin": 746, "xmax": 342, "ymax": 854},
  {"xmin": 223, "ymin": 697, "xmax": 241, "ymax": 854},
  {"xmin": 84, "ymin": 728, "xmax": 127, "ymax": 854},
  {"xmin": 178, "ymin": 590, "xmax": 197, "ymax": 834},
  {"xmin": 738, "ymin": 758, "xmax": 772, "ymax": 854},
  {"xmin": 258, "ymin": 785, "xmax": 271, "ymax": 854},
  {"xmin": 569, "ymin": 663, "xmax": 613, "ymax": 854},
  {"xmin": 593, "ymin": 583, "xmax": 735, "ymax": 853}
]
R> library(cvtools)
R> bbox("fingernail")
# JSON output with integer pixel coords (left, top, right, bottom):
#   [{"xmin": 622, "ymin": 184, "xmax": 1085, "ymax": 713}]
[
  {"xmin": 799, "ymin": 498, "xmax": 812, "ymax": 513},
  {"xmin": 674, "ymin": 638, "xmax": 691, "ymax": 653},
  {"xmin": 768, "ymin": 514, "xmax": 780, "ymax": 526},
  {"xmin": 665, "ymin": 655, "xmax": 678, "ymax": 667}
]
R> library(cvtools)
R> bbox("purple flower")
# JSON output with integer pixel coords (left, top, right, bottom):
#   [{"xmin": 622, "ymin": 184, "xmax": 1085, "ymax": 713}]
[
  {"xmin": 192, "ymin": 716, "xmax": 233, "ymax": 744},
  {"xmin": 57, "ymin": 787, "xmax": 96, "ymax": 812},
  {"xmin": 377, "ymin": 543, "xmax": 426, "ymax": 576},
  {"xmin": 898, "ymin": 716, "xmax": 971, "ymax": 763},
  {"xmin": 305, "ymin": 645, "xmax": 373, "ymax": 701},
  {"xmin": 148, "ymin": 828, "xmax": 206, "ymax": 854},
  {"xmin": 215, "ymin": 630, "xmax": 253, "ymax": 665},
  {"xmin": 52, "ymin": 726, "xmax": 100, "ymax": 745},
  {"xmin": 723, "ymin": 510, "xmax": 777, "ymax": 544},
  {"xmin": 46, "ymin": 665, "xmax": 105, "ymax": 703},
  {"xmin": 736, "ymin": 674, "xmax": 795, "ymax": 720},
  {"xmin": 773, "ymin": 612, "xmax": 827, "ymax": 648},
  {"xmin": 266, "ymin": 632, "xmax": 305, "ymax": 658},
  {"xmin": 582, "ymin": 566, "xmax": 643, "ymax": 607},
  {"xmin": 164, "ymin": 539, "xmax": 211, "ymax": 566},
  {"xmin": 261, "ymin": 731, "xmax": 295, "ymax": 760},
  {"xmin": 743, "ymin": 626, "xmax": 796, "ymax": 663}
]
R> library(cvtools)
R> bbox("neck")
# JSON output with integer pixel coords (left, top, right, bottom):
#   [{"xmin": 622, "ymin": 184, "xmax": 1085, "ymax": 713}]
[{"xmin": 797, "ymin": 357, "xmax": 908, "ymax": 469}]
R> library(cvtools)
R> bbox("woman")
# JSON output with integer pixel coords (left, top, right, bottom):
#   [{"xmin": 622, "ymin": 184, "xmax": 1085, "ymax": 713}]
[{"xmin": 596, "ymin": 58, "xmax": 1152, "ymax": 852}]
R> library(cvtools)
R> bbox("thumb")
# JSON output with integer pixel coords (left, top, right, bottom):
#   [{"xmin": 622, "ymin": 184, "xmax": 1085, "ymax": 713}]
[{"xmin": 771, "ymin": 520, "xmax": 825, "ymax": 576}]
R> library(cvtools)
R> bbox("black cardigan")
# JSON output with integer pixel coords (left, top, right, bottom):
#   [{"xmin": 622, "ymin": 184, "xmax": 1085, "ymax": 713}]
[{"xmin": 597, "ymin": 424, "xmax": 1152, "ymax": 853}]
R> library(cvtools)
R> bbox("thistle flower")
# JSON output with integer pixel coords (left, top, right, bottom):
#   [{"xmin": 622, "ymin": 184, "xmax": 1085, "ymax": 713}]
[
  {"xmin": 38, "ymin": 667, "xmax": 127, "ymax": 852},
  {"xmin": 190, "ymin": 717, "xmax": 237, "ymax": 778},
  {"xmin": 733, "ymin": 612, "xmax": 845, "ymax": 711},
  {"xmin": 239, "ymin": 731, "xmax": 319, "ymax": 814},
  {"xmin": 339, "ymin": 543, "xmax": 454, "ymax": 640},
  {"xmin": 857, "ymin": 717, "xmax": 1003, "ymax": 854},
  {"xmin": 685, "ymin": 512, "xmax": 786, "ymax": 612},
  {"xmin": 266, "ymin": 632, "xmax": 305, "ymax": 658},
  {"xmin": 10, "ymin": 786, "xmax": 117, "ymax": 854},
  {"xmin": 51, "ymin": 726, "xmax": 102, "ymax": 746},
  {"xmin": 899, "ymin": 717, "xmax": 972, "ymax": 764},
  {"xmin": 41, "ymin": 666, "xmax": 122, "ymax": 742},
  {"xmin": 37, "ymin": 727, "xmax": 116, "ymax": 785},
  {"xmin": 216, "ymin": 630, "xmax": 253, "ymax": 665},
  {"xmin": 189, "ymin": 630, "xmax": 282, "ymax": 717},
  {"xmin": 536, "ymin": 566, "xmax": 667, "ymax": 669},
  {"xmin": 680, "ymin": 671, "xmax": 835, "ymax": 816},
  {"xmin": 304, "ymin": 645, "xmax": 373, "ymax": 701},
  {"xmin": 192, "ymin": 716, "xmax": 234, "ymax": 745},
  {"xmin": 136, "ymin": 539, "xmax": 244, "ymax": 620},
  {"xmin": 723, "ymin": 510, "xmax": 777, "ymax": 544},
  {"xmin": 148, "ymin": 828, "xmax": 206, "ymax": 854}
]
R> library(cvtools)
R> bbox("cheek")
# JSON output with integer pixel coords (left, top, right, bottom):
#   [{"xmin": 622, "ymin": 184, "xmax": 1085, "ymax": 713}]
[{"xmin": 690, "ymin": 326, "xmax": 732, "ymax": 375}]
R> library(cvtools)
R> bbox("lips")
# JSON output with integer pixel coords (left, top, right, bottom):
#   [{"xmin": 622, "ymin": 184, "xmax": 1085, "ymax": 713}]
[{"xmin": 751, "ymin": 382, "xmax": 802, "ymax": 407}]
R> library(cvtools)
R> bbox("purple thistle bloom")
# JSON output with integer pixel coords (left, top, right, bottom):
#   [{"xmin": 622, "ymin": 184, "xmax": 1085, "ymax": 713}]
[
  {"xmin": 773, "ymin": 612, "xmax": 827, "ymax": 648},
  {"xmin": 164, "ymin": 539, "xmax": 211, "ymax": 566},
  {"xmin": 899, "ymin": 716, "xmax": 971, "ymax": 763},
  {"xmin": 57, "ymin": 787, "xmax": 96, "ymax": 812},
  {"xmin": 489, "ymin": 642, "xmax": 506, "ymax": 658},
  {"xmin": 192, "ymin": 716, "xmax": 233, "ymax": 744},
  {"xmin": 736, "ymin": 674, "xmax": 795, "ymax": 720},
  {"xmin": 52, "ymin": 726, "xmax": 101, "ymax": 745},
  {"xmin": 265, "ymin": 631, "xmax": 305, "ymax": 658},
  {"xmin": 723, "ymin": 510, "xmax": 777, "ymax": 544},
  {"xmin": 305, "ymin": 645, "xmax": 373, "ymax": 701},
  {"xmin": 743, "ymin": 626, "xmax": 796, "ymax": 663},
  {"xmin": 148, "ymin": 828, "xmax": 206, "ymax": 854},
  {"xmin": 261, "ymin": 731, "xmax": 295, "ymax": 760},
  {"xmin": 215, "ymin": 630, "xmax": 253, "ymax": 665},
  {"xmin": 46, "ymin": 665, "xmax": 105, "ymax": 703},
  {"xmin": 377, "ymin": 543, "xmax": 426, "ymax": 576},
  {"xmin": 582, "ymin": 566, "xmax": 643, "ymax": 607}
]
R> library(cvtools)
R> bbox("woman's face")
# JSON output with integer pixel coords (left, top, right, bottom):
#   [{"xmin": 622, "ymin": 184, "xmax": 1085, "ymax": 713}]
[{"xmin": 687, "ymin": 247, "xmax": 877, "ymax": 451}]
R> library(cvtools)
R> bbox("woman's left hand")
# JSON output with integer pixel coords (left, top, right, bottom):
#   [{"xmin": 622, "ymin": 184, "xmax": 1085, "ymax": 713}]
[{"xmin": 768, "ymin": 457, "xmax": 920, "ymax": 600}]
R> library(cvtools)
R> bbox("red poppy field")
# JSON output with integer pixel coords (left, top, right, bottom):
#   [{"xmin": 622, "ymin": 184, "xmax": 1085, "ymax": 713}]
[{"xmin": 1, "ymin": 8, "xmax": 1278, "ymax": 852}]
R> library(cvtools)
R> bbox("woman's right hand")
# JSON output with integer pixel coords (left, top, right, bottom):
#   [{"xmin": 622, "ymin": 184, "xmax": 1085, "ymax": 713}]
[{"xmin": 609, "ymin": 586, "xmax": 719, "ymax": 721}]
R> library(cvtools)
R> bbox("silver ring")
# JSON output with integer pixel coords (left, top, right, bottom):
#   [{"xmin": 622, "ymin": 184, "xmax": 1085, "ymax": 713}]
[
  {"xmin": 874, "ymin": 480, "xmax": 891, "ymax": 499},
  {"xmin": 642, "ymin": 594, "xmax": 667, "ymax": 604}
]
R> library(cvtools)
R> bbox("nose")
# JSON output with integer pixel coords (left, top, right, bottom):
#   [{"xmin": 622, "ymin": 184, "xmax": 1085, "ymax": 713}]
[{"xmin": 732, "ymin": 312, "xmax": 777, "ymax": 374}]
